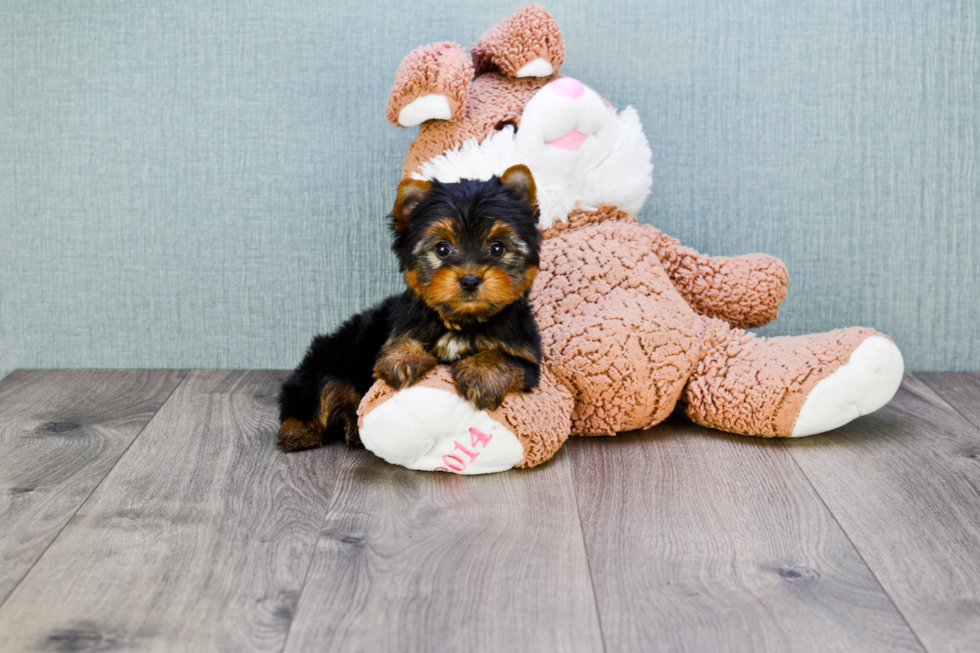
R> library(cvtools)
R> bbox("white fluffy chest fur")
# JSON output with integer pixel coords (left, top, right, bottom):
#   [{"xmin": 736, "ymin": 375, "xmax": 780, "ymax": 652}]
[{"xmin": 412, "ymin": 81, "xmax": 654, "ymax": 230}]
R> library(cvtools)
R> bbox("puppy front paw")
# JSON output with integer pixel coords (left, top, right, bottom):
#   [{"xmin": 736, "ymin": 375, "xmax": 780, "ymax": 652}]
[
  {"xmin": 373, "ymin": 337, "xmax": 438, "ymax": 389},
  {"xmin": 453, "ymin": 372, "xmax": 506, "ymax": 410},
  {"xmin": 451, "ymin": 351, "xmax": 524, "ymax": 411}
]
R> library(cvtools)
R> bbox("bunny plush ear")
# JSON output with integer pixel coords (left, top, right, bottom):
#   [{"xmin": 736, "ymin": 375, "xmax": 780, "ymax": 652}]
[
  {"xmin": 386, "ymin": 42, "xmax": 474, "ymax": 128},
  {"xmin": 471, "ymin": 4, "xmax": 564, "ymax": 78}
]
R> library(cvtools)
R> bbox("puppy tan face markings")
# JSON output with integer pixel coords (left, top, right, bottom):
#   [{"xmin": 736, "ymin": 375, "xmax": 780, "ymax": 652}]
[
  {"xmin": 412, "ymin": 218, "xmax": 458, "ymax": 256},
  {"xmin": 380, "ymin": 166, "xmax": 544, "ymax": 410},
  {"xmin": 278, "ymin": 168, "xmax": 544, "ymax": 455},
  {"xmin": 402, "ymin": 218, "xmax": 537, "ymax": 323},
  {"xmin": 391, "ymin": 167, "xmax": 540, "ymax": 326},
  {"xmin": 486, "ymin": 221, "xmax": 530, "ymax": 257}
]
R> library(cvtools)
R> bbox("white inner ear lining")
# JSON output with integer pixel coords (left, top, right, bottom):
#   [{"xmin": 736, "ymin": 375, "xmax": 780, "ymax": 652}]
[
  {"xmin": 398, "ymin": 94, "xmax": 452, "ymax": 127},
  {"xmin": 516, "ymin": 57, "xmax": 554, "ymax": 78}
]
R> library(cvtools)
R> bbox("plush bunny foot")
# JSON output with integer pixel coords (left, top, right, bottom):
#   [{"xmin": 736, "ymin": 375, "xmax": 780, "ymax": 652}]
[
  {"xmin": 684, "ymin": 321, "xmax": 904, "ymax": 438},
  {"xmin": 360, "ymin": 384, "xmax": 525, "ymax": 474},
  {"xmin": 790, "ymin": 335, "xmax": 904, "ymax": 436},
  {"xmin": 358, "ymin": 366, "xmax": 574, "ymax": 473}
]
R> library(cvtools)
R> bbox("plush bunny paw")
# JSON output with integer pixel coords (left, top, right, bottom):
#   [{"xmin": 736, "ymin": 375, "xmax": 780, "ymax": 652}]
[
  {"xmin": 791, "ymin": 336, "xmax": 904, "ymax": 437},
  {"xmin": 359, "ymin": 385, "xmax": 525, "ymax": 474}
]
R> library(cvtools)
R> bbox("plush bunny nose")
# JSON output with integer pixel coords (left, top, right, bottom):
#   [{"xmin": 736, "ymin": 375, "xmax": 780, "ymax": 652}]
[
  {"xmin": 459, "ymin": 274, "xmax": 482, "ymax": 292},
  {"xmin": 548, "ymin": 77, "xmax": 585, "ymax": 98}
]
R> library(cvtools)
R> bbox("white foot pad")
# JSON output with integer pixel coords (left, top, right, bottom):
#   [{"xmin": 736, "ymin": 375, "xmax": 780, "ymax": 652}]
[
  {"xmin": 791, "ymin": 336, "xmax": 905, "ymax": 437},
  {"xmin": 360, "ymin": 386, "xmax": 525, "ymax": 474}
]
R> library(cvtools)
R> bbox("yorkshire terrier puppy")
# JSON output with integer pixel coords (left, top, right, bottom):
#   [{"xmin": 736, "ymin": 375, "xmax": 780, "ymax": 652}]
[{"xmin": 277, "ymin": 165, "xmax": 542, "ymax": 452}]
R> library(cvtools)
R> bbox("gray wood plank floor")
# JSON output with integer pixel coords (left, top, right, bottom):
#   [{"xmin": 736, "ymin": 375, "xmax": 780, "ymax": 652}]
[
  {"xmin": 569, "ymin": 422, "xmax": 923, "ymax": 653},
  {"xmin": 282, "ymin": 448, "xmax": 604, "ymax": 653},
  {"xmin": 785, "ymin": 374, "xmax": 980, "ymax": 653},
  {"xmin": 0, "ymin": 370, "xmax": 978, "ymax": 652},
  {"xmin": 0, "ymin": 371, "xmax": 343, "ymax": 653},
  {"xmin": 0, "ymin": 370, "xmax": 187, "ymax": 605}
]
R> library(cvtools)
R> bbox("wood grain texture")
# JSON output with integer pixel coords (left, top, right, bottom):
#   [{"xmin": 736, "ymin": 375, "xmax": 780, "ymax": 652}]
[
  {"xmin": 0, "ymin": 369, "xmax": 186, "ymax": 606},
  {"xmin": 282, "ymin": 448, "xmax": 604, "ymax": 653},
  {"xmin": 568, "ymin": 419, "xmax": 923, "ymax": 653},
  {"xmin": 786, "ymin": 374, "xmax": 980, "ymax": 653},
  {"xmin": 0, "ymin": 370, "xmax": 344, "ymax": 653},
  {"xmin": 919, "ymin": 372, "xmax": 980, "ymax": 432}
]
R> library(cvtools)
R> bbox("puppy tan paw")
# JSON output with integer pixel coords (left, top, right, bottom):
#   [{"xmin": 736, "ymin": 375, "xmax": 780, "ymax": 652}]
[
  {"xmin": 374, "ymin": 337, "xmax": 438, "ymax": 389},
  {"xmin": 451, "ymin": 350, "xmax": 525, "ymax": 411},
  {"xmin": 277, "ymin": 418, "xmax": 322, "ymax": 453}
]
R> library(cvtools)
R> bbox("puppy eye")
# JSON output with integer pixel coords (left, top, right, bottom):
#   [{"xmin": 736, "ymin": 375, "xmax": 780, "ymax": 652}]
[
  {"xmin": 488, "ymin": 241, "xmax": 506, "ymax": 258},
  {"xmin": 434, "ymin": 241, "xmax": 452, "ymax": 259}
]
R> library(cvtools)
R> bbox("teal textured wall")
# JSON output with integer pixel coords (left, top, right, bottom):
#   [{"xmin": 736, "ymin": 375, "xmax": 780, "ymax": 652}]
[{"xmin": 2, "ymin": 0, "xmax": 978, "ymax": 373}]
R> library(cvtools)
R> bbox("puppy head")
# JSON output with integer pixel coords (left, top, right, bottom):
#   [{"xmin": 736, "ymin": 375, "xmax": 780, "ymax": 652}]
[{"xmin": 390, "ymin": 164, "xmax": 541, "ymax": 324}]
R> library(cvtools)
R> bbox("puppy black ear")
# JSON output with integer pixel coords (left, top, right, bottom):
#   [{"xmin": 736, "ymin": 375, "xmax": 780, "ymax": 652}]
[
  {"xmin": 393, "ymin": 178, "xmax": 433, "ymax": 230},
  {"xmin": 500, "ymin": 164, "xmax": 537, "ymax": 209}
]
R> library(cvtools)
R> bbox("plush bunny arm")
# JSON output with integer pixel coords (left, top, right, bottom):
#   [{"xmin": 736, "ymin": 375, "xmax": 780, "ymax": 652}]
[{"xmin": 645, "ymin": 227, "xmax": 789, "ymax": 329}]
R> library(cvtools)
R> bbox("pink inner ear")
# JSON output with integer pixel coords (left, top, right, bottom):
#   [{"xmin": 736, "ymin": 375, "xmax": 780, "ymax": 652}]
[{"xmin": 548, "ymin": 77, "xmax": 584, "ymax": 98}]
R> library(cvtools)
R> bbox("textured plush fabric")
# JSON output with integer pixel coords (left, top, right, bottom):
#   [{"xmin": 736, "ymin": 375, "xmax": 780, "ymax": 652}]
[
  {"xmin": 358, "ymin": 364, "xmax": 573, "ymax": 468},
  {"xmin": 410, "ymin": 97, "xmax": 654, "ymax": 229},
  {"xmin": 647, "ymin": 228, "xmax": 789, "ymax": 329},
  {"xmin": 361, "ymin": 207, "xmax": 885, "ymax": 462},
  {"xmin": 534, "ymin": 208, "xmax": 880, "ymax": 439},
  {"xmin": 402, "ymin": 73, "xmax": 548, "ymax": 177},
  {"xmin": 684, "ymin": 321, "xmax": 884, "ymax": 436},
  {"xmin": 357, "ymin": 5, "xmax": 907, "ymax": 469},
  {"xmin": 534, "ymin": 208, "xmax": 703, "ymax": 435},
  {"xmin": 2, "ymin": 0, "xmax": 978, "ymax": 372},
  {"xmin": 386, "ymin": 42, "xmax": 473, "ymax": 127},
  {"xmin": 471, "ymin": 4, "xmax": 565, "ymax": 77}
]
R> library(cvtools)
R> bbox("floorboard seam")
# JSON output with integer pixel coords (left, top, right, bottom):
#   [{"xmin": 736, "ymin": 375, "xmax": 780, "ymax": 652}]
[
  {"xmin": 917, "ymin": 373, "xmax": 980, "ymax": 434},
  {"xmin": 278, "ymin": 445, "xmax": 350, "ymax": 653},
  {"xmin": 0, "ymin": 369, "xmax": 190, "ymax": 612},
  {"xmin": 567, "ymin": 444, "xmax": 610, "ymax": 653},
  {"xmin": 779, "ymin": 440, "xmax": 930, "ymax": 653}
]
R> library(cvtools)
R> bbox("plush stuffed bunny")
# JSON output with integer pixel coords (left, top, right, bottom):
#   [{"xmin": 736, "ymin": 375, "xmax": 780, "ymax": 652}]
[{"xmin": 356, "ymin": 5, "xmax": 904, "ymax": 474}]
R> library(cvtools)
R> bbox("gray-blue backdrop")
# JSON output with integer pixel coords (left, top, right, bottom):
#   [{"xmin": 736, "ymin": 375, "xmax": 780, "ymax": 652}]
[{"xmin": 2, "ymin": 0, "xmax": 978, "ymax": 376}]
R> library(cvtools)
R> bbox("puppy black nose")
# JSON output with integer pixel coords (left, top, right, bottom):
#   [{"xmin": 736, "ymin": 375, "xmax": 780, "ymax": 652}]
[{"xmin": 459, "ymin": 274, "xmax": 482, "ymax": 292}]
